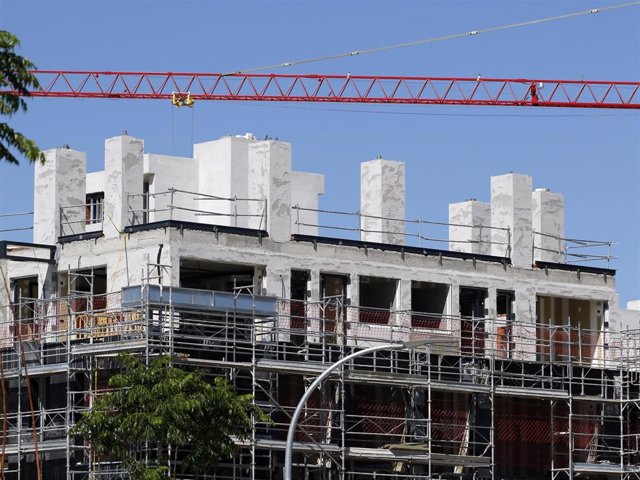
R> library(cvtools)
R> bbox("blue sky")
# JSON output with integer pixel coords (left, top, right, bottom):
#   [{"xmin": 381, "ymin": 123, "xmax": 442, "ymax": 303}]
[{"xmin": 0, "ymin": 0, "xmax": 638, "ymax": 303}]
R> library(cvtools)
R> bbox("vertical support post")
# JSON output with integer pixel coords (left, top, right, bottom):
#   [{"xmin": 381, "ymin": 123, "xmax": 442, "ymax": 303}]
[
  {"xmin": 169, "ymin": 189, "xmax": 175, "ymax": 222},
  {"xmin": 234, "ymin": 196, "xmax": 238, "ymax": 227},
  {"xmin": 427, "ymin": 347, "xmax": 432, "ymax": 480}
]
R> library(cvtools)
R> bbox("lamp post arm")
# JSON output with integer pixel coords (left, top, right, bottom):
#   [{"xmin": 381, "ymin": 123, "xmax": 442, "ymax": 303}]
[{"xmin": 284, "ymin": 342, "xmax": 404, "ymax": 480}]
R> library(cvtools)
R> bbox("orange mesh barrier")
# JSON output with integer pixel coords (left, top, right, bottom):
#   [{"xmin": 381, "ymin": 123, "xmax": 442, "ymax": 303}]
[
  {"xmin": 410, "ymin": 313, "xmax": 441, "ymax": 329},
  {"xmin": 495, "ymin": 397, "xmax": 552, "ymax": 476},
  {"xmin": 359, "ymin": 308, "xmax": 390, "ymax": 325},
  {"xmin": 290, "ymin": 301, "xmax": 306, "ymax": 330}
]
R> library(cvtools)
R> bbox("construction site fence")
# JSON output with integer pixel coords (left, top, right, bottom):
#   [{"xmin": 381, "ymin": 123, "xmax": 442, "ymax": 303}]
[{"xmin": 1, "ymin": 291, "xmax": 639, "ymax": 375}]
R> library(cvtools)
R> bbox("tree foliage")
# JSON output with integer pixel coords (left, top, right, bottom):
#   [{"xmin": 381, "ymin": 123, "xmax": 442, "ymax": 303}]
[
  {"xmin": 72, "ymin": 354, "xmax": 268, "ymax": 479},
  {"xmin": 0, "ymin": 30, "xmax": 43, "ymax": 165}
]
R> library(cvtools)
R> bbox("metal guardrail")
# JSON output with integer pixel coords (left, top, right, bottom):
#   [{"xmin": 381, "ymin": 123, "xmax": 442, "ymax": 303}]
[
  {"xmin": 292, "ymin": 205, "xmax": 511, "ymax": 256},
  {"xmin": 533, "ymin": 230, "xmax": 615, "ymax": 267},
  {"xmin": 127, "ymin": 188, "xmax": 267, "ymax": 229}
]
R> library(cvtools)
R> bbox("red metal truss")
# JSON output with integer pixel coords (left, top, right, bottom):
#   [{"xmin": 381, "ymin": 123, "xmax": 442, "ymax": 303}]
[{"xmin": 17, "ymin": 70, "xmax": 640, "ymax": 109}]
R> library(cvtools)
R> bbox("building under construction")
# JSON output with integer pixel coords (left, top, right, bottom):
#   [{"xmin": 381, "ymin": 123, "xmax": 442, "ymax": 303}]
[{"xmin": 0, "ymin": 133, "xmax": 639, "ymax": 480}]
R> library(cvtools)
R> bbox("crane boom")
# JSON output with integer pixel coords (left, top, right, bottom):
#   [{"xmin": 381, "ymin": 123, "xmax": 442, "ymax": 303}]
[{"xmin": 15, "ymin": 70, "xmax": 640, "ymax": 109}]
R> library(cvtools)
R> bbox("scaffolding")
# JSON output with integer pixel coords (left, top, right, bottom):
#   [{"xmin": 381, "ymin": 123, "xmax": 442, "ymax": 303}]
[{"xmin": 0, "ymin": 274, "xmax": 639, "ymax": 479}]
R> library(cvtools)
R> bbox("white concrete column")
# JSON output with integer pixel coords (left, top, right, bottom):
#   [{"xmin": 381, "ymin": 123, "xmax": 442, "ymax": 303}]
[
  {"xmin": 104, "ymin": 135, "xmax": 144, "ymax": 238},
  {"xmin": 346, "ymin": 274, "xmax": 359, "ymax": 323},
  {"xmin": 360, "ymin": 159, "xmax": 405, "ymax": 245},
  {"xmin": 532, "ymin": 188, "xmax": 565, "ymax": 263},
  {"xmin": 448, "ymin": 200, "xmax": 491, "ymax": 255},
  {"xmin": 511, "ymin": 286, "xmax": 537, "ymax": 361},
  {"xmin": 307, "ymin": 270, "xmax": 322, "ymax": 342},
  {"xmin": 194, "ymin": 136, "xmax": 252, "ymax": 227},
  {"xmin": 490, "ymin": 173, "xmax": 533, "ymax": 268},
  {"xmin": 34, "ymin": 147, "xmax": 86, "ymax": 243},
  {"xmin": 394, "ymin": 279, "xmax": 412, "ymax": 338},
  {"xmin": 247, "ymin": 140, "xmax": 292, "ymax": 241},
  {"xmin": 291, "ymin": 171, "xmax": 324, "ymax": 236}
]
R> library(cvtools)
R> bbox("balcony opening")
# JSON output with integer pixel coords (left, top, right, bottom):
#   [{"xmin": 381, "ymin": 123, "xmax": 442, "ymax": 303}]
[
  {"xmin": 496, "ymin": 290, "xmax": 515, "ymax": 359},
  {"xmin": 536, "ymin": 295, "xmax": 604, "ymax": 362},
  {"xmin": 411, "ymin": 281, "xmax": 449, "ymax": 329},
  {"xmin": 290, "ymin": 270, "xmax": 309, "ymax": 335},
  {"xmin": 359, "ymin": 276, "xmax": 397, "ymax": 324},
  {"xmin": 460, "ymin": 287, "xmax": 488, "ymax": 355},
  {"xmin": 320, "ymin": 273, "xmax": 348, "ymax": 334},
  {"xmin": 11, "ymin": 276, "xmax": 39, "ymax": 330},
  {"xmin": 179, "ymin": 259, "xmax": 256, "ymax": 294}
]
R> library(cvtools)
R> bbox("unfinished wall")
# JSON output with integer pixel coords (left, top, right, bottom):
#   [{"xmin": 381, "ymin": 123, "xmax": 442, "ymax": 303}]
[
  {"xmin": 532, "ymin": 188, "xmax": 565, "ymax": 263},
  {"xmin": 291, "ymin": 171, "xmax": 324, "ymax": 236},
  {"xmin": 360, "ymin": 159, "xmax": 405, "ymax": 245},
  {"xmin": 104, "ymin": 135, "xmax": 144, "ymax": 238},
  {"xmin": 448, "ymin": 200, "xmax": 491, "ymax": 255},
  {"xmin": 144, "ymin": 154, "xmax": 198, "ymax": 223},
  {"xmin": 34, "ymin": 147, "xmax": 86, "ymax": 243},
  {"xmin": 195, "ymin": 135, "xmax": 252, "ymax": 227}
]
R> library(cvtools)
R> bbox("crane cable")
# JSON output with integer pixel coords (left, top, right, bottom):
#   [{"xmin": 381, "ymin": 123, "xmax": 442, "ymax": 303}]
[{"xmin": 225, "ymin": 1, "xmax": 640, "ymax": 75}]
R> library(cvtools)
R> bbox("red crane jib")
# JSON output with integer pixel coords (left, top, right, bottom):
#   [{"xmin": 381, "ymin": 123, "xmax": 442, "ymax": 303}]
[{"xmin": 9, "ymin": 71, "xmax": 640, "ymax": 109}]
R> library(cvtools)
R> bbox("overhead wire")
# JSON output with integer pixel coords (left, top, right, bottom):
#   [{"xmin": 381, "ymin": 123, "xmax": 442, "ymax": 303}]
[{"xmin": 224, "ymin": 1, "xmax": 640, "ymax": 75}]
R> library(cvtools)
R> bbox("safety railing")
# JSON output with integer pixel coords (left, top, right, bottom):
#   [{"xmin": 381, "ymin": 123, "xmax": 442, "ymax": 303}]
[
  {"xmin": 532, "ymin": 230, "xmax": 615, "ymax": 267},
  {"xmin": 126, "ymin": 188, "xmax": 267, "ymax": 230},
  {"xmin": 59, "ymin": 201, "xmax": 104, "ymax": 237},
  {"xmin": 292, "ymin": 205, "xmax": 511, "ymax": 256}
]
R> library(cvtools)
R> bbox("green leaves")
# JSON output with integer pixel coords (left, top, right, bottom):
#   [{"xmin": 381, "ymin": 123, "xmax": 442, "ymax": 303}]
[
  {"xmin": 72, "ymin": 353, "xmax": 266, "ymax": 479},
  {"xmin": 0, "ymin": 30, "xmax": 43, "ymax": 165}
]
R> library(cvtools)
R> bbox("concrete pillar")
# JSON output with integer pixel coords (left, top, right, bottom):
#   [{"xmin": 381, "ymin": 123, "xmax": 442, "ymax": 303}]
[
  {"xmin": 448, "ymin": 200, "xmax": 491, "ymax": 255},
  {"xmin": 291, "ymin": 171, "xmax": 324, "ymax": 236},
  {"xmin": 347, "ymin": 274, "xmax": 359, "ymax": 323},
  {"xmin": 512, "ymin": 286, "xmax": 537, "ymax": 361},
  {"xmin": 34, "ymin": 147, "xmax": 86, "ymax": 243},
  {"xmin": 194, "ymin": 136, "xmax": 252, "ymax": 227},
  {"xmin": 490, "ymin": 173, "xmax": 533, "ymax": 268},
  {"xmin": 104, "ymin": 135, "xmax": 144, "ymax": 238},
  {"xmin": 532, "ymin": 188, "xmax": 565, "ymax": 263},
  {"xmin": 395, "ymin": 279, "xmax": 412, "ymax": 334},
  {"xmin": 307, "ymin": 270, "xmax": 322, "ymax": 342},
  {"xmin": 360, "ymin": 159, "xmax": 405, "ymax": 245},
  {"xmin": 247, "ymin": 140, "xmax": 292, "ymax": 241}
]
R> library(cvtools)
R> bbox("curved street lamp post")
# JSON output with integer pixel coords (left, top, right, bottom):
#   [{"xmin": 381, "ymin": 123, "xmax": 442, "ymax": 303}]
[{"xmin": 283, "ymin": 339, "xmax": 433, "ymax": 480}]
